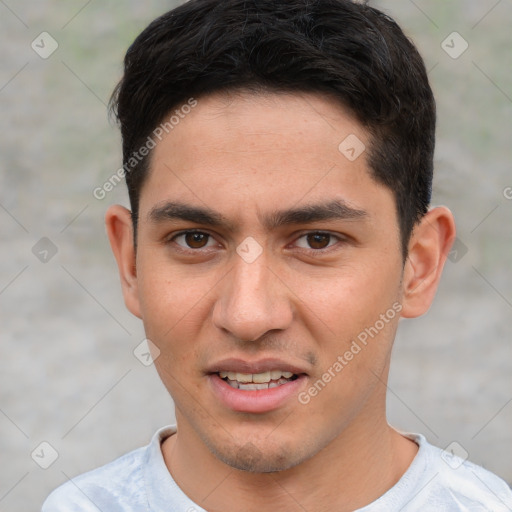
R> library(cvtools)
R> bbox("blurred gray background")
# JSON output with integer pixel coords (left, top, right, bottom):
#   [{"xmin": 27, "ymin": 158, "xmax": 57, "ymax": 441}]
[{"xmin": 0, "ymin": 1, "xmax": 511, "ymax": 510}]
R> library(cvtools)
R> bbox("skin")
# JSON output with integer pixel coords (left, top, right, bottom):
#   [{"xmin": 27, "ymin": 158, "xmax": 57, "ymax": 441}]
[{"xmin": 106, "ymin": 91, "xmax": 456, "ymax": 511}]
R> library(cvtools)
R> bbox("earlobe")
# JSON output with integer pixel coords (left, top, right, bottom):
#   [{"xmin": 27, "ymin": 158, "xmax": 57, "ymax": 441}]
[
  {"xmin": 400, "ymin": 206, "xmax": 456, "ymax": 318},
  {"xmin": 105, "ymin": 205, "xmax": 142, "ymax": 319}
]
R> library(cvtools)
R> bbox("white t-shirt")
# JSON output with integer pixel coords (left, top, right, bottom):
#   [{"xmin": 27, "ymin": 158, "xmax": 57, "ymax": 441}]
[{"xmin": 42, "ymin": 425, "xmax": 512, "ymax": 511}]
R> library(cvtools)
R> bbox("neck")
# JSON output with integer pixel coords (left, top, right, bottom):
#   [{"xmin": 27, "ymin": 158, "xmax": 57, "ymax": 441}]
[{"xmin": 162, "ymin": 409, "xmax": 418, "ymax": 511}]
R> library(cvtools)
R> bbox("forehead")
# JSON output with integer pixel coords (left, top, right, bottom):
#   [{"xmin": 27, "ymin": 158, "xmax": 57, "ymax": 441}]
[
  {"xmin": 161, "ymin": 90, "xmax": 364, "ymax": 157},
  {"xmin": 138, "ymin": 91, "xmax": 395, "ymax": 228}
]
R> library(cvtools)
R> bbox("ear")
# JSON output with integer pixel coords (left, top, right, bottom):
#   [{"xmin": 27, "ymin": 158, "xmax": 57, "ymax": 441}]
[
  {"xmin": 105, "ymin": 205, "xmax": 142, "ymax": 319},
  {"xmin": 400, "ymin": 206, "xmax": 456, "ymax": 318}
]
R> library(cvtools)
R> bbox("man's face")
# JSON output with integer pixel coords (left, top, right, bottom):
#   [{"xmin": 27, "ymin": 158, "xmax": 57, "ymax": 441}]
[{"xmin": 132, "ymin": 92, "xmax": 405, "ymax": 472}]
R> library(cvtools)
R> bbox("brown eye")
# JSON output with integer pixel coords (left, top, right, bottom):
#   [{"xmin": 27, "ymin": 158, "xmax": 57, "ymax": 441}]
[
  {"xmin": 172, "ymin": 231, "xmax": 214, "ymax": 249},
  {"xmin": 306, "ymin": 233, "xmax": 331, "ymax": 249},
  {"xmin": 184, "ymin": 232, "xmax": 209, "ymax": 248}
]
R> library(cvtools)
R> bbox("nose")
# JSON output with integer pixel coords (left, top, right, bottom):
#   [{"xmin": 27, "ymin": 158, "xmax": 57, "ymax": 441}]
[{"xmin": 212, "ymin": 251, "xmax": 294, "ymax": 342}]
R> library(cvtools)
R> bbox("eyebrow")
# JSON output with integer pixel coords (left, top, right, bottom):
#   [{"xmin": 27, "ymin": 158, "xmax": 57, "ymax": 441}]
[
  {"xmin": 265, "ymin": 200, "xmax": 367, "ymax": 229},
  {"xmin": 148, "ymin": 199, "xmax": 367, "ymax": 232}
]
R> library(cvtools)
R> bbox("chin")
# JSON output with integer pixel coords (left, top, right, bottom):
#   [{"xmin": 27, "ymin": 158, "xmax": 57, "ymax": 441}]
[{"xmin": 205, "ymin": 436, "xmax": 310, "ymax": 473}]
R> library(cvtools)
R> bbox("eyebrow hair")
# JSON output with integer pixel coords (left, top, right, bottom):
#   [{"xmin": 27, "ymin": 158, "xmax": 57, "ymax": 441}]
[
  {"xmin": 148, "ymin": 199, "xmax": 367, "ymax": 232},
  {"xmin": 264, "ymin": 200, "xmax": 367, "ymax": 229},
  {"xmin": 148, "ymin": 202, "xmax": 235, "ymax": 230}
]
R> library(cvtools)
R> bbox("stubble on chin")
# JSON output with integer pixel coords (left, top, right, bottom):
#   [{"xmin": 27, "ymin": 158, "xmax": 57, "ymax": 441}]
[{"xmin": 204, "ymin": 436, "xmax": 309, "ymax": 473}]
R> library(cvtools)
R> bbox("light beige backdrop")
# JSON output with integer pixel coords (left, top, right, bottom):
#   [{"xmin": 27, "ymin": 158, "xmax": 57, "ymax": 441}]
[{"xmin": 0, "ymin": 1, "xmax": 511, "ymax": 510}]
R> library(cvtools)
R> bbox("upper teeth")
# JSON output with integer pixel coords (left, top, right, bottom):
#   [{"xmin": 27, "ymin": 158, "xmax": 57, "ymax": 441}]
[{"xmin": 219, "ymin": 370, "xmax": 294, "ymax": 383}]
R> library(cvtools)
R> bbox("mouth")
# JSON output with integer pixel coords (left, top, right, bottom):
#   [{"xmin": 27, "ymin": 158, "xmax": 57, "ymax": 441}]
[
  {"xmin": 206, "ymin": 359, "xmax": 308, "ymax": 413},
  {"xmin": 218, "ymin": 370, "xmax": 299, "ymax": 390}
]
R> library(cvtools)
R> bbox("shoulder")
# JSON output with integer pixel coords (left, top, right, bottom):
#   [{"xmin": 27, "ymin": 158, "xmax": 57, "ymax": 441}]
[
  {"xmin": 41, "ymin": 445, "xmax": 148, "ymax": 512},
  {"xmin": 417, "ymin": 435, "xmax": 512, "ymax": 510}
]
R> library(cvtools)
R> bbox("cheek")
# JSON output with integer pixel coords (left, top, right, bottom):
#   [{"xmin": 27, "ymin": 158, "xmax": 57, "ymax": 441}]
[
  {"xmin": 300, "ymin": 261, "xmax": 401, "ymax": 332},
  {"xmin": 136, "ymin": 261, "xmax": 206, "ymax": 347},
  {"xmin": 296, "ymin": 259, "xmax": 402, "ymax": 383}
]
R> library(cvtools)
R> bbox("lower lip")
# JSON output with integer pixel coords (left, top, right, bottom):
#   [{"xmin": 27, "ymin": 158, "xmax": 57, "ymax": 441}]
[{"xmin": 208, "ymin": 373, "xmax": 307, "ymax": 413}]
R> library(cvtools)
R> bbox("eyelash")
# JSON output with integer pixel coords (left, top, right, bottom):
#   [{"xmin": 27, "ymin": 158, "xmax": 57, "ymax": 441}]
[{"xmin": 167, "ymin": 229, "xmax": 345, "ymax": 254}]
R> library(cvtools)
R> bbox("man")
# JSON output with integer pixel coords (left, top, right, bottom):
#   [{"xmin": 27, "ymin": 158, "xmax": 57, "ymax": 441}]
[{"xmin": 43, "ymin": 0, "xmax": 512, "ymax": 510}]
